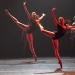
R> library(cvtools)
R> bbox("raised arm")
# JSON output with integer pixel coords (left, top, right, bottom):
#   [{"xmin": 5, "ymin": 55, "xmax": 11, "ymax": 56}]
[
  {"xmin": 38, "ymin": 13, "xmax": 46, "ymax": 21},
  {"xmin": 51, "ymin": 7, "xmax": 58, "ymax": 26},
  {"xmin": 23, "ymin": 2, "xmax": 31, "ymax": 20}
]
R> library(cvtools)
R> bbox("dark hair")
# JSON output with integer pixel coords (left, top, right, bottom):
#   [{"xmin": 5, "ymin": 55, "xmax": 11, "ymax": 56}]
[{"xmin": 65, "ymin": 19, "xmax": 71, "ymax": 25}]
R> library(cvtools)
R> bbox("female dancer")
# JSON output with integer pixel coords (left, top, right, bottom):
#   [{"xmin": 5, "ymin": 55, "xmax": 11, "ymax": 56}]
[
  {"xmin": 5, "ymin": 2, "xmax": 45, "ymax": 61},
  {"xmin": 39, "ymin": 7, "xmax": 75, "ymax": 68}
]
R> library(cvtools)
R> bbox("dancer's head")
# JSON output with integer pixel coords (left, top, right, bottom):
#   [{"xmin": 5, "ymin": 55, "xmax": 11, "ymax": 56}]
[
  {"xmin": 58, "ymin": 17, "xmax": 65, "ymax": 23},
  {"xmin": 31, "ymin": 12, "xmax": 39, "ymax": 20},
  {"xmin": 58, "ymin": 17, "xmax": 65, "ymax": 25}
]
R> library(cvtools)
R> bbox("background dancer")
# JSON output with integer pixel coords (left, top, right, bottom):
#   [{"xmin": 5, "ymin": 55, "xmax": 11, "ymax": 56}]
[{"xmin": 5, "ymin": 2, "xmax": 45, "ymax": 61}]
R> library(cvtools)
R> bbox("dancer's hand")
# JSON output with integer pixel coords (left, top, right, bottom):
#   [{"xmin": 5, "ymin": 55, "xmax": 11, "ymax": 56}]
[
  {"xmin": 5, "ymin": 9, "xmax": 10, "ymax": 15},
  {"xmin": 23, "ymin": 2, "xmax": 26, "ymax": 6},
  {"xmin": 51, "ymin": 7, "xmax": 56, "ymax": 14},
  {"xmin": 52, "ymin": 7, "xmax": 56, "ymax": 11},
  {"xmin": 42, "ymin": 13, "xmax": 46, "ymax": 17},
  {"xmin": 51, "ymin": 7, "xmax": 56, "ymax": 15}
]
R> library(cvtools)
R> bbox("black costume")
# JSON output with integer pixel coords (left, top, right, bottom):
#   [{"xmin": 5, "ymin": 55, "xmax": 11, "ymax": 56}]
[
  {"xmin": 52, "ymin": 24, "xmax": 67, "ymax": 40},
  {"xmin": 26, "ymin": 18, "xmax": 39, "ymax": 33}
]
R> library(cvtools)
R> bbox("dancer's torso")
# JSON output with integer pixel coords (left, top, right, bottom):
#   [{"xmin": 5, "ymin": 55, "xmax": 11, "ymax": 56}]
[
  {"xmin": 26, "ymin": 18, "xmax": 39, "ymax": 33},
  {"xmin": 52, "ymin": 24, "xmax": 67, "ymax": 40}
]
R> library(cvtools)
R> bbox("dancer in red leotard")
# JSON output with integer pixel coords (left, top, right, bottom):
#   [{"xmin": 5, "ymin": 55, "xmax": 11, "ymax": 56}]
[
  {"xmin": 39, "ymin": 7, "xmax": 75, "ymax": 68},
  {"xmin": 5, "ymin": 2, "xmax": 45, "ymax": 61}
]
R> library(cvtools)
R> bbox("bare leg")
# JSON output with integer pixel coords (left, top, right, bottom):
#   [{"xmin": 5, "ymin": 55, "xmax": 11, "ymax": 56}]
[
  {"xmin": 26, "ymin": 33, "xmax": 37, "ymax": 61},
  {"xmin": 41, "ymin": 29, "xmax": 62, "ymax": 68},
  {"xmin": 5, "ymin": 9, "xmax": 29, "ymax": 31},
  {"xmin": 36, "ymin": 23, "xmax": 55, "ymax": 38},
  {"xmin": 41, "ymin": 29, "xmax": 55, "ymax": 38},
  {"xmin": 52, "ymin": 39, "xmax": 62, "ymax": 68}
]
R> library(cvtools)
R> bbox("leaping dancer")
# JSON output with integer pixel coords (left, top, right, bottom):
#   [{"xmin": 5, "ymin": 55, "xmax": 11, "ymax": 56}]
[
  {"xmin": 5, "ymin": 2, "xmax": 45, "ymax": 61},
  {"xmin": 39, "ymin": 7, "xmax": 75, "ymax": 68}
]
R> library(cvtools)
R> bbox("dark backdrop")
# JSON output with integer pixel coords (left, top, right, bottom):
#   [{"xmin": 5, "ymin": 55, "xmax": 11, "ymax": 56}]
[{"xmin": 0, "ymin": 0, "xmax": 75, "ymax": 58}]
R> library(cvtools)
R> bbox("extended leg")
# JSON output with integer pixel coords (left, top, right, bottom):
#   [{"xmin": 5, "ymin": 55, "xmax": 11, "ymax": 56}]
[
  {"xmin": 41, "ymin": 29, "xmax": 55, "ymax": 38},
  {"xmin": 26, "ymin": 33, "xmax": 37, "ymax": 61},
  {"xmin": 5, "ymin": 9, "xmax": 29, "ymax": 31}
]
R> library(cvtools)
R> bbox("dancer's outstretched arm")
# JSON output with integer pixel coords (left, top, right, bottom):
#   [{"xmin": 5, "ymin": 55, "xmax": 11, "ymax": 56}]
[
  {"xmin": 5, "ymin": 9, "xmax": 29, "ymax": 31},
  {"xmin": 66, "ymin": 25, "xmax": 75, "ymax": 30},
  {"xmin": 23, "ymin": 2, "xmax": 31, "ymax": 20},
  {"xmin": 38, "ymin": 13, "xmax": 46, "ymax": 21},
  {"xmin": 51, "ymin": 7, "xmax": 58, "ymax": 26}
]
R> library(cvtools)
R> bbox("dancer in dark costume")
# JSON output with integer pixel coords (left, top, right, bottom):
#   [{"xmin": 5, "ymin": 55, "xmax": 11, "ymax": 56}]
[
  {"xmin": 5, "ymin": 2, "xmax": 45, "ymax": 61},
  {"xmin": 39, "ymin": 7, "xmax": 75, "ymax": 68}
]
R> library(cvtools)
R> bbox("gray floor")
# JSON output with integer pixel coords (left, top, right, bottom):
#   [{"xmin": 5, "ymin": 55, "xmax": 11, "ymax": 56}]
[{"xmin": 0, "ymin": 57, "xmax": 75, "ymax": 75}]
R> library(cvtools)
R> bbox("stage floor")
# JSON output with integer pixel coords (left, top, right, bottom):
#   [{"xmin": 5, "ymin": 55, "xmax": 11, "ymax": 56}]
[{"xmin": 0, "ymin": 57, "xmax": 75, "ymax": 75}]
